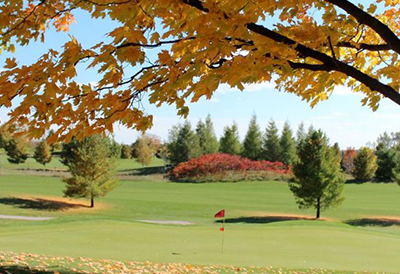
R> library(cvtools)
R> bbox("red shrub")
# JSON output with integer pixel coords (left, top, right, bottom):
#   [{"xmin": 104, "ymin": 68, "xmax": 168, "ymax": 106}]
[{"xmin": 171, "ymin": 153, "xmax": 291, "ymax": 182}]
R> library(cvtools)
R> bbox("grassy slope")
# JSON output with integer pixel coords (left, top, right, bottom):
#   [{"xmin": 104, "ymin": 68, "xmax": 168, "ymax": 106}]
[{"xmin": 1, "ymin": 175, "xmax": 400, "ymax": 272}]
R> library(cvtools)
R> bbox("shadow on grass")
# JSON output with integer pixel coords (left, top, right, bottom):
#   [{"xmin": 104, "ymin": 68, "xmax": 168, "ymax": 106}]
[
  {"xmin": 345, "ymin": 179, "xmax": 369, "ymax": 184},
  {"xmin": 216, "ymin": 215, "xmax": 315, "ymax": 224},
  {"xmin": 119, "ymin": 166, "xmax": 165, "ymax": 175},
  {"xmin": 346, "ymin": 179, "xmax": 396, "ymax": 184},
  {"xmin": 0, "ymin": 197, "xmax": 88, "ymax": 211},
  {"xmin": 0, "ymin": 265, "xmax": 75, "ymax": 274},
  {"xmin": 345, "ymin": 218, "xmax": 400, "ymax": 227}
]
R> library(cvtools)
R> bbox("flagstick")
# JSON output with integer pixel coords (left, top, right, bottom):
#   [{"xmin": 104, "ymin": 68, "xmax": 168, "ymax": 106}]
[{"xmin": 221, "ymin": 217, "xmax": 225, "ymax": 253}]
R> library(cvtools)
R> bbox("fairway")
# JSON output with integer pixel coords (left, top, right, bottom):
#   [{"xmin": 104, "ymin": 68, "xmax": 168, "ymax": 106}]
[{"xmin": 2, "ymin": 173, "xmax": 400, "ymax": 273}]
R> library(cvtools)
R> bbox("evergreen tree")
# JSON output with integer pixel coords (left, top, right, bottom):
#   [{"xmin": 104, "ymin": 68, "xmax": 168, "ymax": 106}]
[
  {"xmin": 130, "ymin": 139, "xmax": 139, "ymax": 158},
  {"xmin": 289, "ymin": 130, "xmax": 345, "ymax": 219},
  {"xmin": 375, "ymin": 143, "xmax": 399, "ymax": 182},
  {"xmin": 196, "ymin": 114, "xmax": 219, "ymax": 154},
  {"xmin": 242, "ymin": 115, "xmax": 262, "ymax": 160},
  {"xmin": 352, "ymin": 147, "xmax": 378, "ymax": 181},
  {"xmin": 120, "ymin": 144, "xmax": 132, "ymax": 159},
  {"xmin": 168, "ymin": 121, "xmax": 201, "ymax": 164},
  {"xmin": 279, "ymin": 121, "xmax": 297, "ymax": 165},
  {"xmin": 5, "ymin": 137, "xmax": 29, "ymax": 164},
  {"xmin": 63, "ymin": 135, "xmax": 118, "ymax": 208},
  {"xmin": 33, "ymin": 140, "xmax": 52, "ymax": 166},
  {"xmin": 109, "ymin": 140, "xmax": 122, "ymax": 159},
  {"xmin": 332, "ymin": 143, "xmax": 342, "ymax": 164},
  {"xmin": 262, "ymin": 119, "xmax": 281, "ymax": 162},
  {"xmin": 219, "ymin": 123, "xmax": 242, "ymax": 155},
  {"xmin": 60, "ymin": 137, "xmax": 79, "ymax": 167},
  {"xmin": 296, "ymin": 122, "xmax": 306, "ymax": 145}
]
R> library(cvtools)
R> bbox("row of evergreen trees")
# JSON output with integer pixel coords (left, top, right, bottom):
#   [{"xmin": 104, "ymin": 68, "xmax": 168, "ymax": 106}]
[{"xmin": 167, "ymin": 114, "xmax": 309, "ymax": 165}]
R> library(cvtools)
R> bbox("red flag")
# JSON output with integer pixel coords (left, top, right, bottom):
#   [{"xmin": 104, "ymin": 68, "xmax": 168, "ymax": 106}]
[
  {"xmin": 220, "ymin": 227, "xmax": 224, "ymax": 231},
  {"xmin": 214, "ymin": 209, "xmax": 225, "ymax": 218}
]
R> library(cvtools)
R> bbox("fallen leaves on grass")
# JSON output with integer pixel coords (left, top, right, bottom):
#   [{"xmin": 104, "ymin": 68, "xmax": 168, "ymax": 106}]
[{"xmin": 0, "ymin": 251, "xmax": 391, "ymax": 274}]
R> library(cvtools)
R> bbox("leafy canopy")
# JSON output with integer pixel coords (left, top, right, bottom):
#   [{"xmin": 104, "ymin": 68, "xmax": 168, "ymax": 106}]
[{"xmin": 2, "ymin": 1, "xmax": 400, "ymax": 141}]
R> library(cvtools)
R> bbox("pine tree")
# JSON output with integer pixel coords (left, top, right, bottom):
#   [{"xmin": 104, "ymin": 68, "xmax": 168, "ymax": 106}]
[
  {"xmin": 296, "ymin": 122, "xmax": 306, "ymax": 145},
  {"xmin": 196, "ymin": 114, "xmax": 219, "ymax": 154},
  {"xmin": 63, "ymin": 135, "xmax": 118, "ymax": 208},
  {"xmin": 33, "ymin": 140, "xmax": 52, "ymax": 166},
  {"xmin": 279, "ymin": 121, "xmax": 297, "ymax": 165},
  {"xmin": 168, "ymin": 121, "xmax": 201, "ymax": 164},
  {"xmin": 219, "ymin": 123, "xmax": 241, "ymax": 155},
  {"xmin": 120, "ymin": 144, "xmax": 132, "ymax": 159},
  {"xmin": 262, "ymin": 119, "xmax": 281, "ymax": 162},
  {"xmin": 5, "ymin": 137, "xmax": 29, "ymax": 164},
  {"xmin": 375, "ymin": 143, "xmax": 399, "ymax": 182},
  {"xmin": 352, "ymin": 147, "xmax": 378, "ymax": 181},
  {"xmin": 289, "ymin": 130, "xmax": 345, "ymax": 219},
  {"xmin": 242, "ymin": 115, "xmax": 262, "ymax": 160}
]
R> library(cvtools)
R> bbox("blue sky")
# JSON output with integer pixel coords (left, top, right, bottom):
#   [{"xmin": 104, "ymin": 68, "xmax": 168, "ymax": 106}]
[{"xmin": 1, "ymin": 6, "xmax": 399, "ymax": 149}]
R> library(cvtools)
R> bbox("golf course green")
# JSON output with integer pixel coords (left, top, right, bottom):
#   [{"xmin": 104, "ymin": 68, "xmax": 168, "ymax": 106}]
[{"xmin": 1, "ymin": 160, "xmax": 400, "ymax": 273}]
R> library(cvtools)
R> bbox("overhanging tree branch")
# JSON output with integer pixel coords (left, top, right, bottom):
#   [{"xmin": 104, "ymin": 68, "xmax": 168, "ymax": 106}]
[
  {"xmin": 182, "ymin": 0, "xmax": 400, "ymax": 106},
  {"xmin": 324, "ymin": 0, "xmax": 400, "ymax": 54}
]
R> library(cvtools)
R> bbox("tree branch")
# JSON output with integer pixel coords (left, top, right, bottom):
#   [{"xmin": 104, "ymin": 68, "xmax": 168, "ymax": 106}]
[
  {"xmin": 337, "ymin": 41, "xmax": 391, "ymax": 51},
  {"xmin": 182, "ymin": 0, "xmax": 400, "ymax": 106},
  {"xmin": 324, "ymin": 0, "xmax": 400, "ymax": 54}
]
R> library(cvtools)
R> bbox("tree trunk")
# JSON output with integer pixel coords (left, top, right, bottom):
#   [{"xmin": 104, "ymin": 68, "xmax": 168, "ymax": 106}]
[
  {"xmin": 90, "ymin": 196, "xmax": 94, "ymax": 208},
  {"xmin": 316, "ymin": 197, "xmax": 321, "ymax": 219}
]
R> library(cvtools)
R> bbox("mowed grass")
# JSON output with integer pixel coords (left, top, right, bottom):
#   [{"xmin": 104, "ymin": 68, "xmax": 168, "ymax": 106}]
[
  {"xmin": 0, "ymin": 150, "xmax": 164, "ymax": 172},
  {"xmin": 2, "ymin": 174, "xmax": 400, "ymax": 272}
]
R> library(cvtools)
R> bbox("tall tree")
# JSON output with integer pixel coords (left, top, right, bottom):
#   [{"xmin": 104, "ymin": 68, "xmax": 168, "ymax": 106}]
[
  {"xmin": 33, "ymin": 140, "xmax": 52, "ymax": 167},
  {"xmin": 196, "ymin": 115, "xmax": 219, "ymax": 154},
  {"xmin": 279, "ymin": 121, "xmax": 297, "ymax": 166},
  {"xmin": 4, "ymin": 2, "xmax": 400, "ymax": 141},
  {"xmin": 168, "ymin": 121, "xmax": 201, "ymax": 165},
  {"xmin": 63, "ymin": 135, "xmax": 118, "ymax": 208},
  {"xmin": 5, "ymin": 137, "xmax": 29, "ymax": 164},
  {"xmin": 290, "ymin": 130, "xmax": 345, "ymax": 219},
  {"xmin": 219, "ymin": 123, "xmax": 242, "ymax": 155},
  {"xmin": 262, "ymin": 119, "xmax": 281, "ymax": 162},
  {"xmin": 120, "ymin": 144, "xmax": 132, "ymax": 159},
  {"xmin": 135, "ymin": 135, "xmax": 155, "ymax": 166},
  {"xmin": 352, "ymin": 147, "xmax": 378, "ymax": 181},
  {"xmin": 375, "ymin": 143, "xmax": 400, "ymax": 182},
  {"xmin": 296, "ymin": 122, "xmax": 306, "ymax": 146},
  {"xmin": 242, "ymin": 115, "xmax": 262, "ymax": 160}
]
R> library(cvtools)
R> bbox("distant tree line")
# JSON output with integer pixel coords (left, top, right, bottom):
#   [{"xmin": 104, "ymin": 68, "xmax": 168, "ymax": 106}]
[
  {"xmin": 167, "ymin": 114, "xmax": 302, "ymax": 166},
  {"xmin": 2, "ymin": 116, "xmax": 400, "ymax": 186}
]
